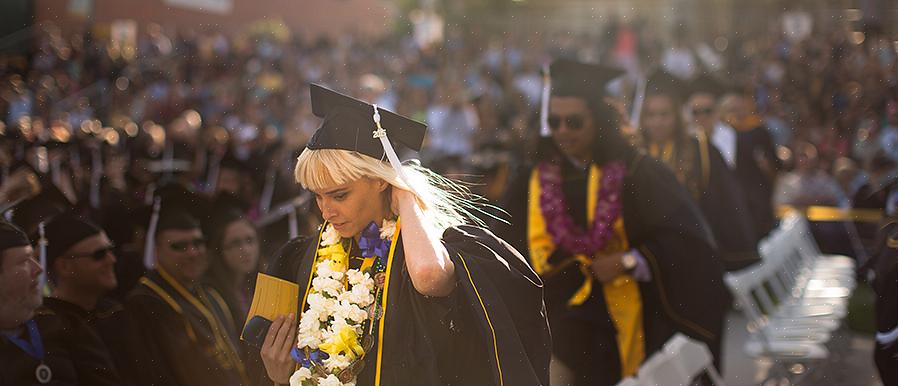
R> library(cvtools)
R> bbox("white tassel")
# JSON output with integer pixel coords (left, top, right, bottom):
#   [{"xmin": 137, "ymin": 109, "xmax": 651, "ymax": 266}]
[
  {"xmin": 372, "ymin": 104, "xmax": 422, "ymax": 199},
  {"xmin": 143, "ymin": 197, "xmax": 161, "ymax": 270},
  {"xmin": 630, "ymin": 73, "xmax": 647, "ymax": 129},
  {"xmin": 37, "ymin": 222, "xmax": 48, "ymax": 291},
  {"xmin": 539, "ymin": 63, "xmax": 552, "ymax": 137},
  {"xmin": 90, "ymin": 148, "xmax": 102, "ymax": 209}
]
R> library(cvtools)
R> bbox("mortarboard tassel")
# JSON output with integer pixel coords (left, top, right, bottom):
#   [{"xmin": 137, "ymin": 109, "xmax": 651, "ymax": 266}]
[
  {"xmin": 89, "ymin": 147, "xmax": 102, "ymax": 209},
  {"xmin": 259, "ymin": 166, "xmax": 277, "ymax": 214},
  {"xmin": 630, "ymin": 73, "xmax": 647, "ymax": 130},
  {"xmin": 540, "ymin": 63, "xmax": 552, "ymax": 138},
  {"xmin": 372, "ymin": 104, "xmax": 423, "ymax": 202},
  {"xmin": 37, "ymin": 221, "xmax": 48, "ymax": 291},
  {"xmin": 143, "ymin": 197, "xmax": 162, "ymax": 270}
]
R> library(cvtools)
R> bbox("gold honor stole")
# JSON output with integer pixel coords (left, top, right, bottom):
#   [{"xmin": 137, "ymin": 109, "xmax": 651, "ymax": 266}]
[
  {"xmin": 648, "ymin": 142, "xmax": 674, "ymax": 164},
  {"xmin": 528, "ymin": 165, "xmax": 645, "ymax": 377}
]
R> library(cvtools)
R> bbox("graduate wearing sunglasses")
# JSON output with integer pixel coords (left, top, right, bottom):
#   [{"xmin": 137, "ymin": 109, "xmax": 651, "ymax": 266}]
[
  {"xmin": 126, "ymin": 210, "xmax": 249, "ymax": 386},
  {"xmin": 41, "ymin": 212, "xmax": 145, "ymax": 385},
  {"xmin": 0, "ymin": 220, "xmax": 122, "ymax": 386},
  {"xmin": 493, "ymin": 59, "xmax": 729, "ymax": 386}
]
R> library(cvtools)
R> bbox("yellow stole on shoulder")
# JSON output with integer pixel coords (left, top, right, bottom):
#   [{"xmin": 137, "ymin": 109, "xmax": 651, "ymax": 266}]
[
  {"xmin": 648, "ymin": 141, "xmax": 674, "ymax": 163},
  {"xmin": 527, "ymin": 164, "xmax": 645, "ymax": 377}
]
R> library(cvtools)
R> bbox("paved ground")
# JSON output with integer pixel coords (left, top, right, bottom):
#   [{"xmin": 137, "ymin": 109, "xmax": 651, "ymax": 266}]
[{"xmin": 722, "ymin": 310, "xmax": 883, "ymax": 386}]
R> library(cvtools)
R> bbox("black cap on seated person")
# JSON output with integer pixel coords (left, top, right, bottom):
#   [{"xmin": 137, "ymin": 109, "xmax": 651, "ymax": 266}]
[
  {"xmin": 305, "ymin": 84, "xmax": 427, "ymax": 161},
  {"xmin": 0, "ymin": 221, "xmax": 30, "ymax": 253},
  {"xmin": 43, "ymin": 213, "xmax": 103, "ymax": 268}
]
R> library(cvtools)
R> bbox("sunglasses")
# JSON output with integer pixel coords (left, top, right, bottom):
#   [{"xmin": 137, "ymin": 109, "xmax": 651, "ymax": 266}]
[
  {"xmin": 692, "ymin": 107, "xmax": 714, "ymax": 116},
  {"xmin": 548, "ymin": 114, "xmax": 586, "ymax": 131},
  {"xmin": 169, "ymin": 238, "xmax": 206, "ymax": 253},
  {"xmin": 70, "ymin": 245, "xmax": 115, "ymax": 261}
]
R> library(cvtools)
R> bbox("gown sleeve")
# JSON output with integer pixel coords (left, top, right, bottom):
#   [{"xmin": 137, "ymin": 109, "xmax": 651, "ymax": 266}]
[
  {"xmin": 441, "ymin": 225, "xmax": 551, "ymax": 386},
  {"xmin": 622, "ymin": 156, "xmax": 731, "ymax": 356},
  {"xmin": 699, "ymin": 142, "xmax": 761, "ymax": 270}
]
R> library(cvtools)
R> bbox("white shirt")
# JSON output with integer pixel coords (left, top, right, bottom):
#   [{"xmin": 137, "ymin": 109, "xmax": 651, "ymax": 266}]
[{"xmin": 711, "ymin": 122, "xmax": 737, "ymax": 169}]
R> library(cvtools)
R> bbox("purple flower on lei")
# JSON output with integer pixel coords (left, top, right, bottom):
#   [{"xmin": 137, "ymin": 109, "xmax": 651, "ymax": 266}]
[{"xmin": 538, "ymin": 160, "xmax": 626, "ymax": 255}]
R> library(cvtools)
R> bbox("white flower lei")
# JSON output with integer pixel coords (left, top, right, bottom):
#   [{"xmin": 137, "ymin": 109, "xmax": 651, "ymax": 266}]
[{"xmin": 291, "ymin": 220, "xmax": 397, "ymax": 386}]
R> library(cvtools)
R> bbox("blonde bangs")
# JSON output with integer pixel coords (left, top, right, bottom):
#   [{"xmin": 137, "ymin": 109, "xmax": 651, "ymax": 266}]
[
  {"xmin": 295, "ymin": 148, "xmax": 388, "ymax": 191},
  {"xmin": 294, "ymin": 147, "xmax": 494, "ymax": 232}
]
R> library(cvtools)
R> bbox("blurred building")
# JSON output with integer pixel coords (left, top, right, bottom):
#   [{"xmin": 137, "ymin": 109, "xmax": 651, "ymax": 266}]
[{"xmin": 27, "ymin": 0, "xmax": 396, "ymax": 42}]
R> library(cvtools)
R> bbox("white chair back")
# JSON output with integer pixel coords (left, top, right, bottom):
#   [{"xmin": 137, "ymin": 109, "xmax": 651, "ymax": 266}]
[{"xmin": 626, "ymin": 334, "xmax": 724, "ymax": 386}]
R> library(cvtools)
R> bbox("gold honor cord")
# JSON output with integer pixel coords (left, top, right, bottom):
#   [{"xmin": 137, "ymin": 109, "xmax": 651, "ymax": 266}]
[
  {"xmin": 156, "ymin": 266, "xmax": 248, "ymax": 382},
  {"xmin": 374, "ymin": 218, "xmax": 401, "ymax": 386},
  {"xmin": 138, "ymin": 277, "xmax": 199, "ymax": 342},
  {"xmin": 776, "ymin": 206, "xmax": 884, "ymax": 223}
]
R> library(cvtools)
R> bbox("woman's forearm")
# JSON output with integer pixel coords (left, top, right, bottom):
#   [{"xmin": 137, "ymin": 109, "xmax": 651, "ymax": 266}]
[{"xmin": 395, "ymin": 190, "xmax": 456, "ymax": 297}]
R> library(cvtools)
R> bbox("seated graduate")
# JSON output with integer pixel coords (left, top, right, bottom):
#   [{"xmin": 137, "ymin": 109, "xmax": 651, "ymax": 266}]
[
  {"xmin": 258, "ymin": 84, "xmax": 550, "ymax": 386},
  {"xmin": 42, "ymin": 213, "xmax": 144, "ymax": 385},
  {"xmin": 126, "ymin": 206, "xmax": 248, "ymax": 386},
  {"xmin": 0, "ymin": 220, "xmax": 121, "ymax": 385},
  {"xmin": 492, "ymin": 59, "xmax": 730, "ymax": 386}
]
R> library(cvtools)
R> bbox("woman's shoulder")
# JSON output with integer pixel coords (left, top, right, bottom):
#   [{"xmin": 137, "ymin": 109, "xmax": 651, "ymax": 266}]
[
  {"xmin": 266, "ymin": 235, "xmax": 316, "ymax": 280},
  {"xmin": 442, "ymin": 225, "xmax": 534, "ymax": 272}
]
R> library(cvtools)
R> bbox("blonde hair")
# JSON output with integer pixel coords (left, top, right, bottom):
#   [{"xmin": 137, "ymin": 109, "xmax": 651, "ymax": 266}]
[{"xmin": 295, "ymin": 148, "xmax": 486, "ymax": 233}]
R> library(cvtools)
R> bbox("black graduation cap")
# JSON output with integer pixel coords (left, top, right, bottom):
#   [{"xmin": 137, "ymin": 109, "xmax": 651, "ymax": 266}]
[
  {"xmin": 0, "ymin": 220, "xmax": 30, "ymax": 253},
  {"xmin": 306, "ymin": 84, "xmax": 427, "ymax": 160},
  {"xmin": 10, "ymin": 181, "xmax": 74, "ymax": 237},
  {"xmin": 43, "ymin": 212, "xmax": 103, "ymax": 268},
  {"xmin": 153, "ymin": 182, "xmax": 212, "ymax": 227},
  {"xmin": 548, "ymin": 59, "xmax": 626, "ymax": 100},
  {"xmin": 688, "ymin": 72, "xmax": 728, "ymax": 99},
  {"xmin": 645, "ymin": 69, "xmax": 687, "ymax": 101}
]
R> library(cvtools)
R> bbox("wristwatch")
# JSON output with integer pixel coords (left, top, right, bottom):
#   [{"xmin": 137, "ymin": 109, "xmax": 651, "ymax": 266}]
[{"xmin": 621, "ymin": 252, "xmax": 637, "ymax": 271}]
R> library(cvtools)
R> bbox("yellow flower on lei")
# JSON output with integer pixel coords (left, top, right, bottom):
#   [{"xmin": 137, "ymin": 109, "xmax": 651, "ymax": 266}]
[
  {"xmin": 319, "ymin": 326, "xmax": 365, "ymax": 360},
  {"xmin": 318, "ymin": 243, "xmax": 349, "ymax": 272}
]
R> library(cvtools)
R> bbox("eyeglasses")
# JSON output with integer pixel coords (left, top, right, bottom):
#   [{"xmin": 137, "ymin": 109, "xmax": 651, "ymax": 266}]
[
  {"xmin": 692, "ymin": 107, "xmax": 714, "ymax": 116},
  {"xmin": 168, "ymin": 238, "xmax": 206, "ymax": 253},
  {"xmin": 70, "ymin": 245, "xmax": 115, "ymax": 261},
  {"xmin": 548, "ymin": 114, "xmax": 586, "ymax": 131}
]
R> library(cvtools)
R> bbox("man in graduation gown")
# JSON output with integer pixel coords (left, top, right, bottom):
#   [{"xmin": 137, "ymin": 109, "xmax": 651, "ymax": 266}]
[
  {"xmin": 718, "ymin": 93, "xmax": 782, "ymax": 240},
  {"xmin": 641, "ymin": 70, "xmax": 760, "ymax": 271},
  {"xmin": 0, "ymin": 220, "xmax": 121, "ymax": 385},
  {"xmin": 493, "ymin": 59, "xmax": 730, "ymax": 386},
  {"xmin": 126, "ymin": 211, "xmax": 248, "ymax": 386},
  {"xmin": 41, "ymin": 213, "xmax": 144, "ymax": 385},
  {"xmin": 256, "ymin": 84, "xmax": 551, "ymax": 386}
]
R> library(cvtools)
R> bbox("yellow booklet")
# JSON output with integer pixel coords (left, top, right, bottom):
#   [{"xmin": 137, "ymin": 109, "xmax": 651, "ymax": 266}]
[{"xmin": 241, "ymin": 273, "xmax": 299, "ymax": 340}]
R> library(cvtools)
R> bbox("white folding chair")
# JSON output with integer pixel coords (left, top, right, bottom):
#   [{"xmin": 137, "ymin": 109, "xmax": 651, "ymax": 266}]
[{"xmin": 629, "ymin": 334, "xmax": 725, "ymax": 386}]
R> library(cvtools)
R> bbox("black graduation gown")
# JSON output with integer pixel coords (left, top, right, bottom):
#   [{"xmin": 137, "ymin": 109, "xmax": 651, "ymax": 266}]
[
  {"xmin": 871, "ymin": 222, "xmax": 898, "ymax": 385},
  {"xmin": 493, "ymin": 155, "xmax": 730, "ymax": 386},
  {"xmin": 665, "ymin": 137, "xmax": 760, "ymax": 271},
  {"xmin": 733, "ymin": 126, "xmax": 781, "ymax": 239},
  {"xmin": 42, "ymin": 297, "xmax": 144, "ymax": 386},
  {"xmin": 0, "ymin": 307, "xmax": 121, "ymax": 386},
  {"xmin": 261, "ymin": 225, "xmax": 551, "ymax": 386},
  {"xmin": 125, "ymin": 270, "xmax": 247, "ymax": 386}
]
